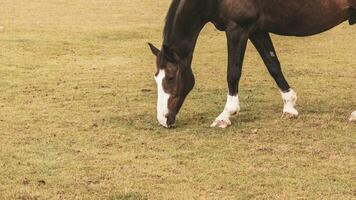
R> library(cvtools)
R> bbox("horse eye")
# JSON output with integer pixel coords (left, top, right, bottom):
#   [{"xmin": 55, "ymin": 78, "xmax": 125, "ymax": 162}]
[{"xmin": 166, "ymin": 77, "xmax": 175, "ymax": 84}]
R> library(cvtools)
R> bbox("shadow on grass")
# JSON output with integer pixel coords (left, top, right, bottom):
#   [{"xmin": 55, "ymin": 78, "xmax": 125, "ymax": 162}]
[
  {"xmin": 109, "ymin": 110, "xmax": 264, "ymax": 132},
  {"xmin": 107, "ymin": 113, "xmax": 158, "ymax": 131}
]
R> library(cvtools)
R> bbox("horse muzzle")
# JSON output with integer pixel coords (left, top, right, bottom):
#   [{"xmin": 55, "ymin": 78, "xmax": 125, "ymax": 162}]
[
  {"xmin": 157, "ymin": 114, "xmax": 176, "ymax": 128},
  {"xmin": 166, "ymin": 114, "xmax": 176, "ymax": 128}
]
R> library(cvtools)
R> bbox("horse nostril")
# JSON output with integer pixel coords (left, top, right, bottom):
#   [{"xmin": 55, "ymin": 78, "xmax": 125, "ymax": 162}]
[{"xmin": 167, "ymin": 115, "xmax": 176, "ymax": 127}]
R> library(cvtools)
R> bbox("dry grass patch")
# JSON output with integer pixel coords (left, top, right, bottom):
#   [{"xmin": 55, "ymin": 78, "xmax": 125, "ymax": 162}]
[{"xmin": 0, "ymin": 0, "xmax": 355, "ymax": 199}]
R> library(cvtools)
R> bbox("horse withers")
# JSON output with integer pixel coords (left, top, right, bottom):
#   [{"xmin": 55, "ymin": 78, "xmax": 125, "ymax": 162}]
[{"xmin": 149, "ymin": 0, "xmax": 356, "ymax": 128}]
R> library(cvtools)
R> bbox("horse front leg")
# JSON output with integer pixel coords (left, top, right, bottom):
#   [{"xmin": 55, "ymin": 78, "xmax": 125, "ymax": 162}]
[
  {"xmin": 250, "ymin": 32, "xmax": 299, "ymax": 118},
  {"xmin": 211, "ymin": 28, "xmax": 249, "ymax": 128}
]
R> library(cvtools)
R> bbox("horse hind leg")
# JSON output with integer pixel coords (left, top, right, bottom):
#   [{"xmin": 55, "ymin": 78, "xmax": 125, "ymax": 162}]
[{"xmin": 250, "ymin": 32, "xmax": 299, "ymax": 118}]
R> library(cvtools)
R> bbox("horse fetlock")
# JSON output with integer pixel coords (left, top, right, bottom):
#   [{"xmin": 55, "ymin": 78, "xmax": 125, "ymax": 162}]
[
  {"xmin": 226, "ymin": 106, "xmax": 240, "ymax": 117},
  {"xmin": 211, "ymin": 111, "xmax": 232, "ymax": 128},
  {"xmin": 225, "ymin": 95, "xmax": 240, "ymax": 113},
  {"xmin": 282, "ymin": 107, "xmax": 299, "ymax": 119},
  {"xmin": 211, "ymin": 95, "xmax": 240, "ymax": 128},
  {"xmin": 281, "ymin": 89, "xmax": 299, "ymax": 118},
  {"xmin": 210, "ymin": 118, "xmax": 231, "ymax": 128}
]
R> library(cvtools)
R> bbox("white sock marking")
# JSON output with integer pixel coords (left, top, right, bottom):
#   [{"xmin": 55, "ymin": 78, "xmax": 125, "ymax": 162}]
[
  {"xmin": 154, "ymin": 70, "xmax": 170, "ymax": 127},
  {"xmin": 211, "ymin": 95, "xmax": 240, "ymax": 127},
  {"xmin": 281, "ymin": 89, "xmax": 299, "ymax": 116}
]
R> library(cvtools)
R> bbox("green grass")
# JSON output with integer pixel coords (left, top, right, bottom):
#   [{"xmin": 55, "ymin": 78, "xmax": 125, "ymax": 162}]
[{"xmin": 0, "ymin": 0, "xmax": 355, "ymax": 199}]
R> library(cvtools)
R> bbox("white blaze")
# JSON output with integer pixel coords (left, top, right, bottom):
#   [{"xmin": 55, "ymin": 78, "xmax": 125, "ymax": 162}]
[{"xmin": 154, "ymin": 70, "xmax": 170, "ymax": 127}]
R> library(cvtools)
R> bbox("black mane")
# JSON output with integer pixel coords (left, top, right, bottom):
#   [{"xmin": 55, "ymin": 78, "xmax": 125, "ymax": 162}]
[{"xmin": 163, "ymin": 0, "xmax": 181, "ymax": 45}]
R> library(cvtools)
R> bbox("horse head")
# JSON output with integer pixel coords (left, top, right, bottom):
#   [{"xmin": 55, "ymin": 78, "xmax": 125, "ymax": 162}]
[{"xmin": 148, "ymin": 43, "xmax": 195, "ymax": 128}]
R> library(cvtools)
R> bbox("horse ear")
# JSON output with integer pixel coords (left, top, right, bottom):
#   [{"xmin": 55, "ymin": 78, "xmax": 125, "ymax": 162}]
[
  {"xmin": 148, "ymin": 43, "xmax": 160, "ymax": 56},
  {"xmin": 162, "ymin": 45, "xmax": 180, "ymax": 63}
]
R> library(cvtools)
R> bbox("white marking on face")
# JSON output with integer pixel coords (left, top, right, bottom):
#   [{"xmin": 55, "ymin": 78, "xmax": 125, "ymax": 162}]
[
  {"xmin": 154, "ymin": 69, "xmax": 170, "ymax": 127},
  {"xmin": 281, "ymin": 89, "xmax": 299, "ymax": 116},
  {"xmin": 270, "ymin": 51, "xmax": 276, "ymax": 57},
  {"xmin": 211, "ymin": 94, "xmax": 240, "ymax": 128}
]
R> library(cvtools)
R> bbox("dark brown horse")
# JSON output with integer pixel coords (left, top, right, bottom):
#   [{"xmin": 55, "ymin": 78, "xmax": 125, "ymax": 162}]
[{"xmin": 148, "ymin": 0, "xmax": 356, "ymax": 128}]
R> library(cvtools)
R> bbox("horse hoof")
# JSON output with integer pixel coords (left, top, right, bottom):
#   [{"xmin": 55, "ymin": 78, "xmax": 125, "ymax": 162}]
[
  {"xmin": 281, "ymin": 112, "xmax": 298, "ymax": 119},
  {"xmin": 210, "ymin": 120, "xmax": 230, "ymax": 128},
  {"xmin": 349, "ymin": 111, "xmax": 356, "ymax": 123}
]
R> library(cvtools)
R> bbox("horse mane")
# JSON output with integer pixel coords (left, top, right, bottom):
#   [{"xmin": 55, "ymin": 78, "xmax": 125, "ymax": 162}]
[{"xmin": 163, "ymin": 0, "xmax": 182, "ymax": 45}]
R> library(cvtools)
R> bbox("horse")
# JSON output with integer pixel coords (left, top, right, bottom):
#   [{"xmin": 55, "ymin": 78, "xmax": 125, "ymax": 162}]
[{"xmin": 148, "ymin": 0, "xmax": 356, "ymax": 128}]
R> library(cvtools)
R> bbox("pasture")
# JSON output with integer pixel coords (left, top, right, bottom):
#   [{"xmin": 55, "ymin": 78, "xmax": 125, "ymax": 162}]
[{"xmin": 0, "ymin": 0, "xmax": 355, "ymax": 199}]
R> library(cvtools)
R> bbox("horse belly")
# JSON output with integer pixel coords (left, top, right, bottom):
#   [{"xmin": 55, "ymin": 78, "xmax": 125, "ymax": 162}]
[{"xmin": 260, "ymin": 1, "xmax": 351, "ymax": 36}]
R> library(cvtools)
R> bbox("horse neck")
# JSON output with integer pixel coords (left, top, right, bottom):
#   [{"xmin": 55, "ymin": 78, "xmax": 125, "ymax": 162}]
[{"xmin": 164, "ymin": 0, "xmax": 212, "ymax": 61}]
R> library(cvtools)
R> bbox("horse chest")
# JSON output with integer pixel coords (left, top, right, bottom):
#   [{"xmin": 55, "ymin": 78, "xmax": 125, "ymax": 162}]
[{"xmin": 213, "ymin": 0, "xmax": 259, "ymax": 30}]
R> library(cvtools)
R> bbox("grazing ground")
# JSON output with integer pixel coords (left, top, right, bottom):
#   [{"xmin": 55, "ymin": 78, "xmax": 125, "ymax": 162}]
[{"xmin": 0, "ymin": 0, "xmax": 355, "ymax": 199}]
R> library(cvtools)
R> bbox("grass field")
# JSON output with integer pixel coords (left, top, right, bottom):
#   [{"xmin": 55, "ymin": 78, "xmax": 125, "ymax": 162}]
[{"xmin": 0, "ymin": 0, "xmax": 355, "ymax": 199}]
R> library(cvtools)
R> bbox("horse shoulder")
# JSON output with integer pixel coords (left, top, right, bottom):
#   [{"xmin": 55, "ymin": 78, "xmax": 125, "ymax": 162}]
[{"xmin": 216, "ymin": 0, "xmax": 260, "ymax": 29}]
